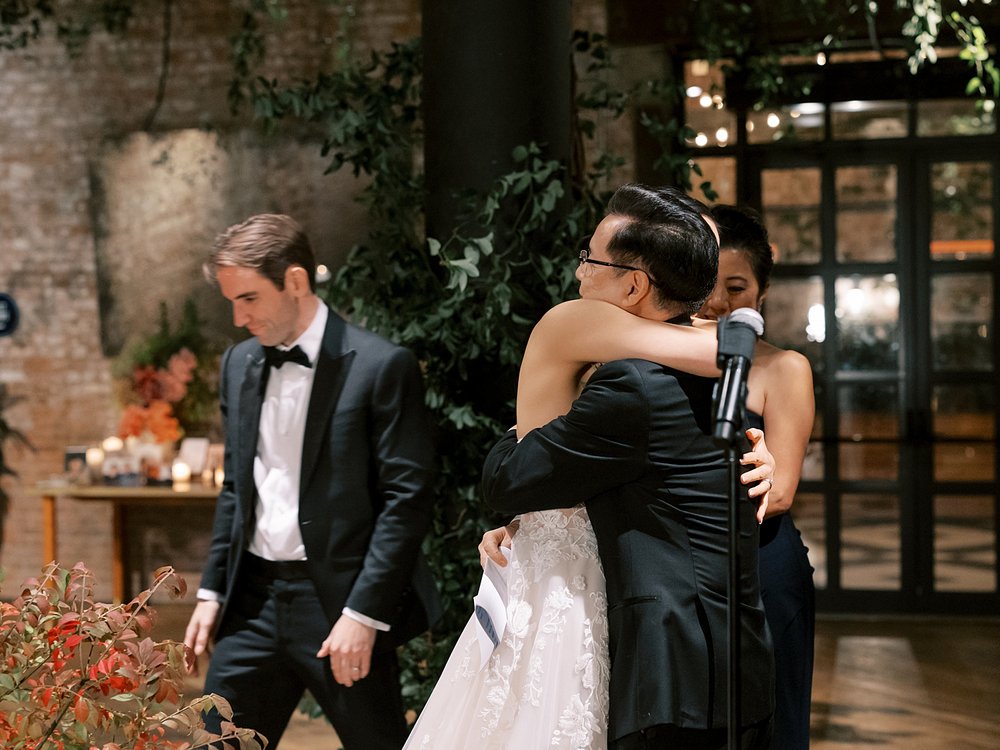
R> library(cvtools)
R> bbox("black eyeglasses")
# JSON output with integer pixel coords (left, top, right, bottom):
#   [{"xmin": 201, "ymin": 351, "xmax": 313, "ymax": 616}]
[{"xmin": 577, "ymin": 237, "xmax": 658, "ymax": 284}]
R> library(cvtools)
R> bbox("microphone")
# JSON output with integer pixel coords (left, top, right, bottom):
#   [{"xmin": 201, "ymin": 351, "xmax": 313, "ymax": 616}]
[{"xmin": 712, "ymin": 308, "xmax": 764, "ymax": 447}]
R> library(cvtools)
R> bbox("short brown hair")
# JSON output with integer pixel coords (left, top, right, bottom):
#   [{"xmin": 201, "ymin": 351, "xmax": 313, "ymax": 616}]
[{"xmin": 203, "ymin": 214, "xmax": 317, "ymax": 292}]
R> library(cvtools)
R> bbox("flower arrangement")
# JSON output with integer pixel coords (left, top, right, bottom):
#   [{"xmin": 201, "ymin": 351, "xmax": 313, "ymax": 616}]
[
  {"xmin": 0, "ymin": 562, "xmax": 260, "ymax": 750},
  {"xmin": 116, "ymin": 300, "xmax": 219, "ymax": 445}
]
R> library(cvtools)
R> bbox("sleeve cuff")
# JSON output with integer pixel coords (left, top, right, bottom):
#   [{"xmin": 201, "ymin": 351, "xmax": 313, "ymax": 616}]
[
  {"xmin": 342, "ymin": 607, "xmax": 391, "ymax": 632},
  {"xmin": 196, "ymin": 588, "xmax": 223, "ymax": 603}
]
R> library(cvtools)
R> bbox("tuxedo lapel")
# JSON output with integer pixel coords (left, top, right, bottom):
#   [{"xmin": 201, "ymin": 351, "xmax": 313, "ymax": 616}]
[
  {"xmin": 301, "ymin": 312, "xmax": 354, "ymax": 495},
  {"xmin": 237, "ymin": 348, "xmax": 267, "ymax": 536}
]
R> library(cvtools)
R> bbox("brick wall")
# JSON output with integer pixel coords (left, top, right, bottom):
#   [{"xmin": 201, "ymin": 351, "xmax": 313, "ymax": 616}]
[
  {"xmin": 0, "ymin": 0, "xmax": 420, "ymax": 600},
  {"xmin": 0, "ymin": 0, "xmax": 619, "ymax": 601}
]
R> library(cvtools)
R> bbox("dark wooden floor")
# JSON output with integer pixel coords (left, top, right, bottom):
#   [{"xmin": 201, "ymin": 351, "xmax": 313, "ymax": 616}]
[
  {"xmin": 154, "ymin": 604, "xmax": 1000, "ymax": 749},
  {"xmin": 810, "ymin": 617, "xmax": 1000, "ymax": 749}
]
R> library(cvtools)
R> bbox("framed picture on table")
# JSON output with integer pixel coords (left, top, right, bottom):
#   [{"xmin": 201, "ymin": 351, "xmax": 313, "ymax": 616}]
[
  {"xmin": 176, "ymin": 437, "xmax": 210, "ymax": 475},
  {"xmin": 63, "ymin": 446, "xmax": 88, "ymax": 482}
]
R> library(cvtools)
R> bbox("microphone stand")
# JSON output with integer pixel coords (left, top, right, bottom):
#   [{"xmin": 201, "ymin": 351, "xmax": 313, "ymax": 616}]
[
  {"xmin": 712, "ymin": 308, "xmax": 761, "ymax": 750},
  {"xmin": 715, "ymin": 359, "xmax": 748, "ymax": 750}
]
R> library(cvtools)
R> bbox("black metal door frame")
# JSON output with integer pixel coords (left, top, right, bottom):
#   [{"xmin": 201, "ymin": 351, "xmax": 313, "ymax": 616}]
[{"xmin": 740, "ymin": 137, "xmax": 1000, "ymax": 614}]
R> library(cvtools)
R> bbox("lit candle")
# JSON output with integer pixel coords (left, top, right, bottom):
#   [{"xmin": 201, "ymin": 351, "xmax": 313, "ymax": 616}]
[
  {"xmin": 86, "ymin": 447, "xmax": 105, "ymax": 482},
  {"xmin": 102, "ymin": 436, "xmax": 124, "ymax": 453},
  {"xmin": 86, "ymin": 447, "xmax": 104, "ymax": 469},
  {"xmin": 214, "ymin": 467, "xmax": 225, "ymax": 487},
  {"xmin": 172, "ymin": 460, "xmax": 192, "ymax": 488}
]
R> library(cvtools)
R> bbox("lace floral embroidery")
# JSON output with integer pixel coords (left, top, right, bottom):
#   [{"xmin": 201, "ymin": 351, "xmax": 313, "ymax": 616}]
[{"xmin": 403, "ymin": 506, "xmax": 610, "ymax": 750}]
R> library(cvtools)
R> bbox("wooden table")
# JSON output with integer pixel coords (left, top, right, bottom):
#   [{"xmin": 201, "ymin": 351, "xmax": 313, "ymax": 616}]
[{"xmin": 33, "ymin": 484, "xmax": 219, "ymax": 602}]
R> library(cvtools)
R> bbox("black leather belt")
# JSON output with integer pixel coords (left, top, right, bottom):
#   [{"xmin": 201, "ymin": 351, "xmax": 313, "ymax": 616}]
[{"xmin": 242, "ymin": 552, "xmax": 311, "ymax": 580}]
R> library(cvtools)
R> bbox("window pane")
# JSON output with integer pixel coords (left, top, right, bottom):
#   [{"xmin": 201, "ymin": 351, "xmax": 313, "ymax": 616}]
[
  {"xmin": 691, "ymin": 156, "xmax": 736, "ymax": 205},
  {"xmin": 801, "ymin": 440, "xmax": 824, "ymax": 482},
  {"xmin": 764, "ymin": 276, "xmax": 824, "ymax": 371},
  {"xmin": 747, "ymin": 103, "xmax": 825, "ymax": 144},
  {"xmin": 762, "ymin": 168, "xmax": 822, "ymax": 264},
  {"xmin": 842, "ymin": 493, "xmax": 901, "ymax": 590},
  {"xmin": 918, "ymin": 99, "xmax": 996, "ymax": 137},
  {"xmin": 684, "ymin": 60, "xmax": 736, "ymax": 149},
  {"xmin": 840, "ymin": 383, "xmax": 898, "ymax": 438},
  {"xmin": 812, "ymin": 381, "xmax": 825, "ymax": 439},
  {"xmin": 801, "ymin": 381, "xmax": 825, "ymax": 481},
  {"xmin": 794, "ymin": 491, "xmax": 826, "ymax": 589},
  {"xmin": 934, "ymin": 495, "xmax": 996, "ymax": 592},
  {"xmin": 933, "ymin": 384, "xmax": 995, "ymax": 482},
  {"xmin": 836, "ymin": 275, "xmax": 900, "ymax": 371},
  {"xmin": 831, "ymin": 100, "xmax": 908, "ymax": 139},
  {"xmin": 931, "ymin": 273, "xmax": 993, "ymax": 371},
  {"xmin": 931, "ymin": 161, "xmax": 994, "ymax": 260},
  {"xmin": 836, "ymin": 164, "xmax": 897, "ymax": 262},
  {"xmin": 839, "ymin": 383, "xmax": 899, "ymax": 481}
]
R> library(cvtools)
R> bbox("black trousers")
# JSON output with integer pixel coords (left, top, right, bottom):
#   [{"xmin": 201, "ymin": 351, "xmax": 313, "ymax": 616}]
[
  {"xmin": 202, "ymin": 560, "xmax": 407, "ymax": 749},
  {"xmin": 613, "ymin": 717, "xmax": 773, "ymax": 750}
]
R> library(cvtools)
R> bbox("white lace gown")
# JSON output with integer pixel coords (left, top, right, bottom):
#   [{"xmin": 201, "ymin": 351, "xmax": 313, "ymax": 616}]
[{"xmin": 403, "ymin": 506, "xmax": 610, "ymax": 750}]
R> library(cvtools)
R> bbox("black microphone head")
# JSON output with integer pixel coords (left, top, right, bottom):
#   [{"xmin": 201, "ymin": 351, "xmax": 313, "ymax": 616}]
[{"xmin": 716, "ymin": 307, "xmax": 763, "ymax": 365}]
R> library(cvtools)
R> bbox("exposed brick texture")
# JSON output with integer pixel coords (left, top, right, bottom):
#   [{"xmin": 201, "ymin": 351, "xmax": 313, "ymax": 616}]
[
  {"xmin": 0, "ymin": 0, "xmax": 615, "ymax": 601},
  {"xmin": 0, "ymin": 0, "xmax": 421, "ymax": 600}
]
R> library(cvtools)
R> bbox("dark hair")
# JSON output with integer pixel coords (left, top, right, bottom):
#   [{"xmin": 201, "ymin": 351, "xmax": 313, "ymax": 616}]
[
  {"xmin": 605, "ymin": 184, "xmax": 718, "ymax": 313},
  {"xmin": 203, "ymin": 214, "xmax": 317, "ymax": 292},
  {"xmin": 709, "ymin": 204, "xmax": 774, "ymax": 291}
]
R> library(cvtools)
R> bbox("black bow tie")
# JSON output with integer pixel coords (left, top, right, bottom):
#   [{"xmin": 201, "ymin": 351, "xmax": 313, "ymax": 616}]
[{"xmin": 263, "ymin": 344, "xmax": 311, "ymax": 369}]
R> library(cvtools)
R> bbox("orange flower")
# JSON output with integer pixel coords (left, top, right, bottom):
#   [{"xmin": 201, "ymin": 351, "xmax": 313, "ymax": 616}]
[
  {"xmin": 118, "ymin": 404, "xmax": 149, "ymax": 439},
  {"xmin": 118, "ymin": 401, "xmax": 181, "ymax": 443},
  {"xmin": 145, "ymin": 400, "xmax": 182, "ymax": 443}
]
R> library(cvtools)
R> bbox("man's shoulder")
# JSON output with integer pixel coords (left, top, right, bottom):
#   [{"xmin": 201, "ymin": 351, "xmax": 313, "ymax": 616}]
[
  {"xmin": 592, "ymin": 357, "xmax": 704, "ymax": 383},
  {"xmin": 588, "ymin": 359, "xmax": 715, "ymax": 410},
  {"xmin": 581, "ymin": 359, "xmax": 673, "ymax": 406},
  {"xmin": 338, "ymin": 314, "xmax": 416, "ymax": 364},
  {"xmin": 223, "ymin": 337, "xmax": 262, "ymax": 365}
]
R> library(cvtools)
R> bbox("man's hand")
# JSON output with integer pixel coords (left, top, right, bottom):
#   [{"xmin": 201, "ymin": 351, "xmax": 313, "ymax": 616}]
[
  {"xmin": 740, "ymin": 427, "xmax": 774, "ymax": 524},
  {"xmin": 317, "ymin": 615, "xmax": 376, "ymax": 687},
  {"xmin": 478, "ymin": 520, "xmax": 518, "ymax": 568},
  {"xmin": 183, "ymin": 600, "xmax": 221, "ymax": 676}
]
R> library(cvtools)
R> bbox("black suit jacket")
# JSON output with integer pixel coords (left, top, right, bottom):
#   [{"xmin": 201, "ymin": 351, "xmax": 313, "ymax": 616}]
[
  {"xmin": 201, "ymin": 306, "xmax": 440, "ymax": 645},
  {"xmin": 482, "ymin": 358, "xmax": 773, "ymax": 741}
]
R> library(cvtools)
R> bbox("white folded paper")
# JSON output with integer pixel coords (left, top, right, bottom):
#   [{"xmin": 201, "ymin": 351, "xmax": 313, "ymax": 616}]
[{"xmin": 472, "ymin": 545, "xmax": 511, "ymax": 670}]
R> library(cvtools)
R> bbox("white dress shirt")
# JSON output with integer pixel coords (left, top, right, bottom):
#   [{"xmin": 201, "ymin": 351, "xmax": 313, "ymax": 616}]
[
  {"xmin": 199, "ymin": 303, "xmax": 387, "ymax": 631},
  {"xmin": 248, "ymin": 303, "xmax": 327, "ymax": 561}
]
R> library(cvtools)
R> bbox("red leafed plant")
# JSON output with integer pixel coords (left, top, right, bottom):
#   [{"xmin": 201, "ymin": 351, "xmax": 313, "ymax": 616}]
[{"xmin": 0, "ymin": 563, "xmax": 260, "ymax": 750}]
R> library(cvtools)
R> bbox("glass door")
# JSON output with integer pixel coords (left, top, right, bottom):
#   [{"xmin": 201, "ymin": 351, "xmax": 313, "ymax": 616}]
[
  {"xmin": 742, "ymin": 146, "xmax": 999, "ymax": 614},
  {"xmin": 920, "ymin": 155, "xmax": 997, "ymax": 603}
]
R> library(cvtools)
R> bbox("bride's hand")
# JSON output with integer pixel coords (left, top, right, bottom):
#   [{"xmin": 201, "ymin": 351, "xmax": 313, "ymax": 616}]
[{"xmin": 479, "ymin": 520, "xmax": 518, "ymax": 568}]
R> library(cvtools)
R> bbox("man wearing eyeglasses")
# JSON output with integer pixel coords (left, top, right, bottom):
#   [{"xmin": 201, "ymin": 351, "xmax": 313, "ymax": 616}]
[{"xmin": 482, "ymin": 184, "xmax": 775, "ymax": 750}]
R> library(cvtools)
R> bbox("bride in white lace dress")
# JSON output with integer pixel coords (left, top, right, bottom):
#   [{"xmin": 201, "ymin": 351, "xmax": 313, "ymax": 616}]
[
  {"xmin": 403, "ymin": 299, "xmax": 723, "ymax": 750},
  {"xmin": 404, "ymin": 505, "xmax": 610, "ymax": 749}
]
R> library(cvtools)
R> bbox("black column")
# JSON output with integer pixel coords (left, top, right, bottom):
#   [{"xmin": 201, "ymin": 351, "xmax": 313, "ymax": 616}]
[{"xmin": 422, "ymin": 0, "xmax": 572, "ymax": 238}]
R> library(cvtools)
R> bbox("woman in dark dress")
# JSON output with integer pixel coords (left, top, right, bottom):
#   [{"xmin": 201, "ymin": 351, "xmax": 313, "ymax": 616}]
[{"xmin": 701, "ymin": 204, "xmax": 817, "ymax": 749}]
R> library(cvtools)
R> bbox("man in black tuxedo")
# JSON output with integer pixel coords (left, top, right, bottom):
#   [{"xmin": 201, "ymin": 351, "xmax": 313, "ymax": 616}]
[
  {"xmin": 183, "ymin": 213, "xmax": 439, "ymax": 749},
  {"xmin": 482, "ymin": 185, "xmax": 774, "ymax": 749}
]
